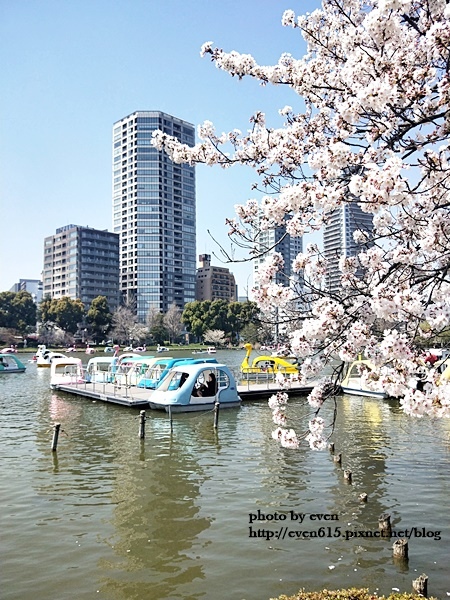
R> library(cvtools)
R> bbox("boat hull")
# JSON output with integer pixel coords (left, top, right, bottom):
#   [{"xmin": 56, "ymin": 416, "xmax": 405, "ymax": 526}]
[
  {"xmin": 148, "ymin": 399, "xmax": 241, "ymax": 413},
  {"xmin": 341, "ymin": 385, "xmax": 387, "ymax": 399}
]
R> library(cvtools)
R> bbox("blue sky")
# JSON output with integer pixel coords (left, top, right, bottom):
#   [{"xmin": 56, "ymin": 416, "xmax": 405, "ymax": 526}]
[{"xmin": 0, "ymin": 0, "xmax": 317, "ymax": 296}]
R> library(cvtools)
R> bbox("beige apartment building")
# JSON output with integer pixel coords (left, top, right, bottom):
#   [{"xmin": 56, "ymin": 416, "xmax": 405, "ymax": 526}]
[{"xmin": 196, "ymin": 254, "xmax": 237, "ymax": 302}]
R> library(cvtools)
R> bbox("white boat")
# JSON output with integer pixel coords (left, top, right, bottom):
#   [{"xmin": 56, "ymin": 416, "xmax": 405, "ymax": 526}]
[
  {"xmin": 50, "ymin": 357, "xmax": 84, "ymax": 389},
  {"xmin": 340, "ymin": 358, "xmax": 388, "ymax": 398},
  {"xmin": 0, "ymin": 354, "xmax": 26, "ymax": 373},
  {"xmin": 85, "ymin": 356, "xmax": 116, "ymax": 383},
  {"xmin": 207, "ymin": 346, "xmax": 217, "ymax": 354},
  {"xmin": 35, "ymin": 345, "xmax": 68, "ymax": 367},
  {"xmin": 148, "ymin": 362, "xmax": 241, "ymax": 413},
  {"xmin": 113, "ymin": 355, "xmax": 161, "ymax": 387},
  {"xmin": 156, "ymin": 344, "xmax": 170, "ymax": 353}
]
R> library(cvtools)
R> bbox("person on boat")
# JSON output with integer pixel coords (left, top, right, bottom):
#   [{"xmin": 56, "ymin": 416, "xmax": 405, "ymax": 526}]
[{"xmin": 192, "ymin": 373, "xmax": 217, "ymax": 397}]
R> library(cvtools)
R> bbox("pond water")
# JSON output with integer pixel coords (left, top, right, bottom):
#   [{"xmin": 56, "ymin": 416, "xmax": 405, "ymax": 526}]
[{"xmin": 1, "ymin": 350, "xmax": 449, "ymax": 600}]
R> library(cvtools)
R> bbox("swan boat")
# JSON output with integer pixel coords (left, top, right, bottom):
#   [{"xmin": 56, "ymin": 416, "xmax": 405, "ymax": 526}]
[
  {"xmin": 240, "ymin": 343, "xmax": 300, "ymax": 379},
  {"xmin": 340, "ymin": 358, "xmax": 388, "ymax": 398},
  {"xmin": 148, "ymin": 362, "xmax": 241, "ymax": 413},
  {"xmin": 35, "ymin": 345, "xmax": 68, "ymax": 368}
]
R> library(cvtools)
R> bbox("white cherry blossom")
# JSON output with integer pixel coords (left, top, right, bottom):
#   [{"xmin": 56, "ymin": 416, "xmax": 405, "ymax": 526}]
[{"xmin": 152, "ymin": 0, "xmax": 450, "ymax": 443}]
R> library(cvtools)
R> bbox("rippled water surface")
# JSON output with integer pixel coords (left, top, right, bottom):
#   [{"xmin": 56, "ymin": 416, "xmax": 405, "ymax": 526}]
[{"xmin": 1, "ymin": 351, "xmax": 449, "ymax": 600}]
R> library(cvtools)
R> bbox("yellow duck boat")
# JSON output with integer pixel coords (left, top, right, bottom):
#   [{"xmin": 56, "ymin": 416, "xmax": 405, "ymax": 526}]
[{"xmin": 240, "ymin": 343, "xmax": 300, "ymax": 377}]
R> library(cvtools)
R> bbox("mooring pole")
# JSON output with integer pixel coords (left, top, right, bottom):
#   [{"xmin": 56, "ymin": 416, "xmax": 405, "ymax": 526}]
[
  {"xmin": 393, "ymin": 538, "xmax": 408, "ymax": 560},
  {"xmin": 213, "ymin": 401, "xmax": 220, "ymax": 429},
  {"xmin": 378, "ymin": 513, "xmax": 392, "ymax": 537},
  {"xmin": 139, "ymin": 410, "xmax": 146, "ymax": 439},
  {"xmin": 412, "ymin": 574, "xmax": 428, "ymax": 597},
  {"xmin": 168, "ymin": 405, "xmax": 173, "ymax": 433},
  {"xmin": 51, "ymin": 423, "xmax": 61, "ymax": 452}
]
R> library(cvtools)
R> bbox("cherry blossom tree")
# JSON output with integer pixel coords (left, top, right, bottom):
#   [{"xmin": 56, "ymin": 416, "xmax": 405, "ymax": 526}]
[{"xmin": 153, "ymin": 0, "xmax": 450, "ymax": 448}]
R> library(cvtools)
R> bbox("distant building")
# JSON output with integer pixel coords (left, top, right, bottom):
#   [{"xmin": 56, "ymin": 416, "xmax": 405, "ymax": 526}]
[
  {"xmin": 42, "ymin": 225, "xmax": 120, "ymax": 310},
  {"xmin": 9, "ymin": 279, "xmax": 43, "ymax": 303},
  {"xmin": 113, "ymin": 110, "xmax": 196, "ymax": 322},
  {"xmin": 323, "ymin": 204, "xmax": 374, "ymax": 294},
  {"xmin": 253, "ymin": 225, "xmax": 303, "ymax": 289},
  {"xmin": 196, "ymin": 254, "xmax": 237, "ymax": 302}
]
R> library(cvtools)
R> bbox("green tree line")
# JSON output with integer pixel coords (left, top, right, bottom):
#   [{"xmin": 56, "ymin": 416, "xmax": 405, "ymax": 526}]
[{"xmin": 0, "ymin": 291, "xmax": 263, "ymax": 346}]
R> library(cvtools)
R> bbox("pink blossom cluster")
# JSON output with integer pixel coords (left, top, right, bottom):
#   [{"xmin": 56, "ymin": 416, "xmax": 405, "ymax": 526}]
[{"xmin": 152, "ymin": 0, "xmax": 450, "ymax": 438}]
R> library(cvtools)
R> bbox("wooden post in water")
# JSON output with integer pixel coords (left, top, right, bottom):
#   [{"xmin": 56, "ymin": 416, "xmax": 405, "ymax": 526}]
[
  {"xmin": 378, "ymin": 513, "xmax": 392, "ymax": 537},
  {"xmin": 392, "ymin": 538, "xmax": 409, "ymax": 572},
  {"xmin": 214, "ymin": 401, "xmax": 220, "ymax": 429},
  {"xmin": 168, "ymin": 405, "xmax": 173, "ymax": 433},
  {"xmin": 359, "ymin": 493, "xmax": 368, "ymax": 502},
  {"xmin": 344, "ymin": 470, "xmax": 352, "ymax": 483},
  {"xmin": 333, "ymin": 452, "xmax": 342, "ymax": 465},
  {"xmin": 328, "ymin": 442, "xmax": 335, "ymax": 453},
  {"xmin": 412, "ymin": 573, "xmax": 428, "ymax": 597},
  {"xmin": 393, "ymin": 538, "xmax": 408, "ymax": 560},
  {"xmin": 51, "ymin": 423, "xmax": 61, "ymax": 451},
  {"xmin": 139, "ymin": 410, "xmax": 146, "ymax": 439}
]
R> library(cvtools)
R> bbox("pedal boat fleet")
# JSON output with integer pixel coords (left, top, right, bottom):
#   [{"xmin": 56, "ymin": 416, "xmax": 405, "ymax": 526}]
[{"xmin": 31, "ymin": 342, "xmax": 450, "ymax": 407}]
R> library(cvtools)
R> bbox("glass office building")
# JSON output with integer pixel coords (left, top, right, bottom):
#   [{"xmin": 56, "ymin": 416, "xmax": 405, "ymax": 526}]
[
  {"xmin": 323, "ymin": 204, "xmax": 374, "ymax": 294},
  {"xmin": 113, "ymin": 111, "xmax": 196, "ymax": 322}
]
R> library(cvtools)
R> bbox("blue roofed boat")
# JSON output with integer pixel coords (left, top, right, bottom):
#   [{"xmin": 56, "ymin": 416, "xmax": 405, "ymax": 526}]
[
  {"xmin": 148, "ymin": 362, "xmax": 241, "ymax": 412},
  {"xmin": 0, "ymin": 354, "xmax": 26, "ymax": 373},
  {"xmin": 137, "ymin": 357, "xmax": 218, "ymax": 389}
]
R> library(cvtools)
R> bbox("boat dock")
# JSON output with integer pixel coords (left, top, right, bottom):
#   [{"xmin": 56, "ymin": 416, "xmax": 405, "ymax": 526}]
[{"xmin": 54, "ymin": 378, "xmax": 316, "ymax": 408}]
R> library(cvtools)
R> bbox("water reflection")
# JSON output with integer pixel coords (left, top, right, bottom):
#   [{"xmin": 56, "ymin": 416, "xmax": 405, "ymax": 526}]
[{"xmin": 2, "ymin": 353, "xmax": 450, "ymax": 600}]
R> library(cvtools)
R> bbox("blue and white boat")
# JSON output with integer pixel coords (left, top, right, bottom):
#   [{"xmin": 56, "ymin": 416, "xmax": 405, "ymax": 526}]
[
  {"xmin": 148, "ymin": 362, "xmax": 241, "ymax": 412},
  {"xmin": 0, "ymin": 354, "xmax": 26, "ymax": 373},
  {"xmin": 137, "ymin": 357, "xmax": 217, "ymax": 389},
  {"xmin": 112, "ymin": 355, "xmax": 160, "ymax": 386}
]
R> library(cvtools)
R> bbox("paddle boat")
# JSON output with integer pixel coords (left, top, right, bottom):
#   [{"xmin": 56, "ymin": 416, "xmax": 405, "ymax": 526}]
[
  {"xmin": 340, "ymin": 358, "xmax": 388, "ymax": 398},
  {"xmin": 148, "ymin": 362, "xmax": 241, "ymax": 412},
  {"xmin": 50, "ymin": 357, "xmax": 84, "ymax": 389},
  {"xmin": 137, "ymin": 357, "xmax": 217, "ymax": 389},
  {"xmin": 207, "ymin": 346, "xmax": 217, "ymax": 354},
  {"xmin": 85, "ymin": 356, "xmax": 116, "ymax": 383},
  {"xmin": 35, "ymin": 345, "xmax": 68, "ymax": 367},
  {"xmin": 240, "ymin": 343, "xmax": 300, "ymax": 378},
  {"xmin": 0, "ymin": 354, "xmax": 26, "ymax": 373},
  {"xmin": 156, "ymin": 344, "xmax": 170, "ymax": 353},
  {"xmin": 0, "ymin": 346, "xmax": 16, "ymax": 354},
  {"xmin": 113, "ymin": 354, "xmax": 159, "ymax": 386}
]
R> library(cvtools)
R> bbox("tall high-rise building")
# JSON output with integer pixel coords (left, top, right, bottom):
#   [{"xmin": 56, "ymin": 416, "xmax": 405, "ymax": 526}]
[
  {"xmin": 323, "ymin": 204, "xmax": 374, "ymax": 294},
  {"xmin": 42, "ymin": 225, "xmax": 120, "ymax": 310},
  {"xmin": 253, "ymin": 225, "xmax": 303, "ymax": 288},
  {"xmin": 113, "ymin": 111, "xmax": 196, "ymax": 322},
  {"xmin": 196, "ymin": 254, "xmax": 237, "ymax": 302}
]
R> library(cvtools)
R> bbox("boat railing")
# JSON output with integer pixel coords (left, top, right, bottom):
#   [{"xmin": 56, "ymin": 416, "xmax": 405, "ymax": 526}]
[
  {"xmin": 59, "ymin": 366, "xmax": 144, "ymax": 400},
  {"xmin": 235, "ymin": 366, "xmax": 305, "ymax": 389}
]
